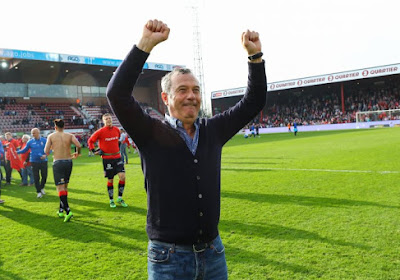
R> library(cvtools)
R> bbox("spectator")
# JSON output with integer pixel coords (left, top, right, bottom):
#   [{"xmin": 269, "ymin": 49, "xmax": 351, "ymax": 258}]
[{"xmin": 20, "ymin": 134, "xmax": 34, "ymax": 186}]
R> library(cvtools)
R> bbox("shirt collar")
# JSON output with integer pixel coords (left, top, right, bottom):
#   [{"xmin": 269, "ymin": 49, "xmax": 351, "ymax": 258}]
[{"xmin": 164, "ymin": 114, "xmax": 199, "ymax": 129}]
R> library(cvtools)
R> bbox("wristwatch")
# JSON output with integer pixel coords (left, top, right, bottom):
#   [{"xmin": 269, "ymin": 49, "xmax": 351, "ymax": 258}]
[{"xmin": 248, "ymin": 52, "xmax": 263, "ymax": 61}]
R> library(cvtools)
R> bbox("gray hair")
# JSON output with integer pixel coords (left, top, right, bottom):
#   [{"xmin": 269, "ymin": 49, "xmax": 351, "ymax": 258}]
[{"xmin": 161, "ymin": 68, "xmax": 199, "ymax": 95}]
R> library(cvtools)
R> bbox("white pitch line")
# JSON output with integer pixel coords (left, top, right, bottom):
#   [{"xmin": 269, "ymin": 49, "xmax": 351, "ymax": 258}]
[{"xmin": 222, "ymin": 166, "xmax": 399, "ymax": 174}]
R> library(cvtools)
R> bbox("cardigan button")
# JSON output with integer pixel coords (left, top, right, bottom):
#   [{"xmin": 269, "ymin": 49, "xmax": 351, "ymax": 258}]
[
  {"xmin": 198, "ymin": 194, "xmax": 202, "ymax": 199},
  {"xmin": 199, "ymin": 212, "xmax": 203, "ymax": 217},
  {"xmin": 196, "ymin": 176, "xmax": 200, "ymax": 180},
  {"xmin": 194, "ymin": 159, "xmax": 198, "ymax": 163}
]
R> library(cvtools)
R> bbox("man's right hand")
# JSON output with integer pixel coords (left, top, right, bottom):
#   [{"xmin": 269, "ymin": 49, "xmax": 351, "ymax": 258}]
[
  {"xmin": 93, "ymin": 148, "xmax": 103, "ymax": 156},
  {"xmin": 137, "ymin": 19, "xmax": 170, "ymax": 53}
]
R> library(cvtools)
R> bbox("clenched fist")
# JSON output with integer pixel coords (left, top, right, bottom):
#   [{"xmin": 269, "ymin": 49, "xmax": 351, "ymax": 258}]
[
  {"xmin": 242, "ymin": 30, "xmax": 262, "ymax": 62},
  {"xmin": 137, "ymin": 19, "xmax": 170, "ymax": 53}
]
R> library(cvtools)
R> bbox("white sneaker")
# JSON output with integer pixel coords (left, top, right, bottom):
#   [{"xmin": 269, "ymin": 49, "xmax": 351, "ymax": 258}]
[
  {"xmin": 37, "ymin": 192, "xmax": 43, "ymax": 198},
  {"xmin": 41, "ymin": 189, "xmax": 46, "ymax": 195}
]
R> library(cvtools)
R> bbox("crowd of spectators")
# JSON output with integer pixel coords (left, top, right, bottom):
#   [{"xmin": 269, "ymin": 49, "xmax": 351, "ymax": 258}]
[
  {"xmin": 259, "ymin": 82, "xmax": 400, "ymax": 127},
  {"xmin": 0, "ymin": 97, "xmax": 16, "ymax": 105}
]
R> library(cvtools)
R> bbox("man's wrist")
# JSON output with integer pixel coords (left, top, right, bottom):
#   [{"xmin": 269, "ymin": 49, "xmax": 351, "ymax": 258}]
[
  {"xmin": 137, "ymin": 38, "xmax": 155, "ymax": 53},
  {"xmin": 249, "ymin": 58, "xmax": 263, "ymax": 63}
]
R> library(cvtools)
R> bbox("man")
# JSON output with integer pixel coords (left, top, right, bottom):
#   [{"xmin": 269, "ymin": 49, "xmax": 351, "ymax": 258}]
[
  {"xmin": 17, "ymin": 128, "xmax": 48, "ymax": 198},
  {"xmin": 20, "ymin": 134, "xmax": 34, "ymax": 186},
  {"xmin": 4, "ymin": 132, "xmax": 23, "ymax": 184},
  {"xmin": 250, "ymin": 123, "xmax": 256, "ymax": 137},
  {"xmin": 44, "ymin": 119, "xmax": 81, "ymax": 222},
  {"xmin": 107, "ymin": 19, "xmax": 266, "ymax": 279},
  {"xmin": 88, "ymin": 113, "xmax": 128, "ymax": 208},
  {"xmin": 294, "ymin": 121, "xmax": 298, "ymax": 136},
  {"xmin": 119, "ymin": 129, "xmax": 128, "ymax": 164},
  {"xmin": 0, "ymin": 141, "xmax": 4, "ymax": 203}
]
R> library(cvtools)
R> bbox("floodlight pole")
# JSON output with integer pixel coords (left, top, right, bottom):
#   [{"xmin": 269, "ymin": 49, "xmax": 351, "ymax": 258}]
[{"xmin": 190, "ymin": 4, "xmax": 209, "ymax": 116}]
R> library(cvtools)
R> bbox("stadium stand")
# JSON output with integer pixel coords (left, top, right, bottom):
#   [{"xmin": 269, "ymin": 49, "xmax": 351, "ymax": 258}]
[
  {"xmin": 0, "ymin": 47, "xmax": 179, "ymax": 136},
  {"xmin": 260, "ymin": 81, "xmax": 400, "ymax": 127},
  {"xmin": 213, "ymin": 69, "xmax": 400, "ymax": 129},
  {"xmin": 81, "ymin": 105, "xmax": 121, "ymax": 128}
]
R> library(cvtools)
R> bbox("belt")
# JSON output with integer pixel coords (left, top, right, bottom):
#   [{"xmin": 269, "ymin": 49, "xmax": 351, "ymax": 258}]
[
  {"xmin": 150, "ymin": 239, "xmax": 215, "ymax": 253},
  {"xmin": 103, "ymin": 152, "xmax": 120, "ymax": 156}
]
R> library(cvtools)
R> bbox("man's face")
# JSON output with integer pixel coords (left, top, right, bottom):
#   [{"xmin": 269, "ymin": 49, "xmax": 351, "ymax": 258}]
[
  {"xmin": 103, "ymin": 116, "xmax": 113, "ymax": 127},
  {"xmin": 5, "ymin": 134, "xmax": 12, "ymax": 141},
  {"xmin": 163, "ymin": 73, "xmax": 201, "ymax": 124},
  {"xmin": 31, "ymin": 129, "xmax": 40, "ymax": 139}
]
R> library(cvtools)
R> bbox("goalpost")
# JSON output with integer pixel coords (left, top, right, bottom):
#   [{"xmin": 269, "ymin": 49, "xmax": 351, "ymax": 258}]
[{"xmin": 356, "ymin": 108, "xmax": 400, "ymax": 128}]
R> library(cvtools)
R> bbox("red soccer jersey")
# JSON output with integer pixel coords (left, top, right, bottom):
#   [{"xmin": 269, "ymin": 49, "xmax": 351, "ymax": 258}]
[{"xmin": 88, "ymin": 126, "xmax": 121, "ymax": 159}]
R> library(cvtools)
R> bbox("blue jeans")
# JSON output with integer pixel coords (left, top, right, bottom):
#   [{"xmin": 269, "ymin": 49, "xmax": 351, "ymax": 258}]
[
  {"xmin": 120, "ymin": 143, "xmax": 128, "ymax": 164},
  {"xmin": 21, "ymin": 166, "xmax": 34, "ymax": 185},
  {"xmin": 148, "ymin": 235, "xmax": 227, "ymax": 280}
]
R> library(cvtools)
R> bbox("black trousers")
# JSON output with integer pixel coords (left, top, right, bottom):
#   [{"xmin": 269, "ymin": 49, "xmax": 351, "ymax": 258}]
[
  {"xmin": 5, "ymin": 160, "xmax": 12, "ymax": 183},
  {"xmin": 0, "ymin": 158, "xmax": 5, "ymax": 180},
  {"xmin": 32, "ymin": 162, "xmax": 48, "ymax": 193}
]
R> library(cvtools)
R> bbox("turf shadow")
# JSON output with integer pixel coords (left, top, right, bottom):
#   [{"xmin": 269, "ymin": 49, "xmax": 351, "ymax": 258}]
[
  {"xmin": 222, "ymin": 168, "xmax": 275, "ymax": 173},
  {"xmin": 222, "ymin": 161, "xmax": 280, "ymax": 165},
  {"xmin": 0, "ymin": 205, "xmax": 147, "ymax": 251},
  {"xmin": 2, "ymin": 187, "xmax": 147, "ymax": 216},
  {"xmin": 220, "ymin": 219, "xmax": 371, "ymax": 250},
  {"xmin": 225, "ymin": 245, "xmax": 319, "ymax": 277},
  {"xmin": 221, "ymin": 190, "xmax": 399, "ymax": 209}
]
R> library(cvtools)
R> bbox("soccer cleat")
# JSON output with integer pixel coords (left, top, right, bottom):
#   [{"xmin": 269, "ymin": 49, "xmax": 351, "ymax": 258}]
[
  {"xmin": 117, "ymin": 198, "xmax": 128, "ymax": 207},
  {"xmin": 0, "ymin": 199, "xmax": 5, "ymax": 204},
  {"xmin": 64, "ymin": 212, "xmax": 73, "ymax": 222},
  {"xmin": 37, "ymin": 192, "xmax": 43, "ymax": 198},
  {"xmin": 110, "ymin": 201, "xmax": 117, "ymax": 208},
  {"xmin": 41, "ymin": 189, "xmax": 46, "ymax": 195},
  {"xmin": 57, "ymin": 211, "xmax": 65, "ymax": 218}
]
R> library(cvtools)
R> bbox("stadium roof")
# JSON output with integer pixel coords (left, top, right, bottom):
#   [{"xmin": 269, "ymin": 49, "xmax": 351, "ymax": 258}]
[
  {"xmin": 0, "ymin": 47, "xmax": 183, "ymax": 87},
  {"xmin": 0, "ymin": 47, "xmax": 182, "ymax": 71},
  {"xmin": 211, "ymin": 63, "xmax": 400, "ymax": 100}
]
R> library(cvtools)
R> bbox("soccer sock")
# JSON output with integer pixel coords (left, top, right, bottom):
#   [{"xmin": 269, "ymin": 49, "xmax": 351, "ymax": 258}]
[
  {"xmin": 118, "ymin": 180, "xmax": 125, "ymax": 198},
  {"xmin": 107, "ymin": 182, "xmax": 114, "ymax": 201},
  {"xmin": 59, "ymin": 201, "xmax": 63, "ymax": 213},
  {"xmin": 59, "ymin": 191, "xmax": 70, "ymax": 215}
]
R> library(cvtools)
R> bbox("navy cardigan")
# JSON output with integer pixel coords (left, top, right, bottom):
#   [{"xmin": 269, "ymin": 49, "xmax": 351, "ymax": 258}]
[{"xmin": 107, "ymin": 46, "xmax": 267, "ymax": 244}]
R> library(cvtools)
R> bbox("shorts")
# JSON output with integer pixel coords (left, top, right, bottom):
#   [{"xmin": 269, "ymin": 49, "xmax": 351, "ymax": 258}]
[
  {"xmin": 103, "ymin": 158, "xmax": 125, "ymax": 179},
  {"xmin": 53, "ymin": 159, "xmax": 73, "ymax": 186}
]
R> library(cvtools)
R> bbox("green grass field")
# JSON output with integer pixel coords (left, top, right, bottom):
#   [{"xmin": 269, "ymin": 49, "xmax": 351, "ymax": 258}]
[{"xmin": 1, "ymin": 128, "xmax": 399, "ymax": 280}]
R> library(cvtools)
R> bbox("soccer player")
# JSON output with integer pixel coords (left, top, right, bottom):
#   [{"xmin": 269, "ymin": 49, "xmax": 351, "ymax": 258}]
[
  {"xmin": 88, "ymin": 113, "xmax": 128, "ymax": 208},
  {"xmin": 294, "ymin": 121, "xmax": 298, "ymax": 136},
  {"xmin": 44, "ymin": 119, "xmax": 81, "ymax": 222},
  {"xmin": 17, "ymin": 128, "xmax": 48, "ymax": 198}
]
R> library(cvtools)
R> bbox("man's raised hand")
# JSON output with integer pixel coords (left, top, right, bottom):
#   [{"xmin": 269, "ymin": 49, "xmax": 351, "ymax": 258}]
[
  {"xmin": 242, "ymin": 30, "xmax": 262, "ymax": 62},
  {"xmin": 137, "ymin": 19, "xmax": 170, "ymax": 53}
]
